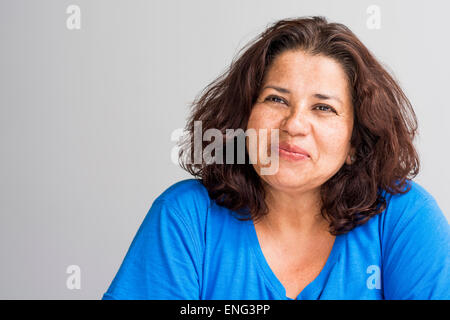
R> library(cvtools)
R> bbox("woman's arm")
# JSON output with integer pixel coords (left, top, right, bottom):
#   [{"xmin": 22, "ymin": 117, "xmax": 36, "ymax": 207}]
[
  {"xmin": 381, "ymin": 189, "xmax": 450, "ymax": 299},
  {"xmin": 102, "ymin": 199, "xmax": 203, "ymax": 300}
]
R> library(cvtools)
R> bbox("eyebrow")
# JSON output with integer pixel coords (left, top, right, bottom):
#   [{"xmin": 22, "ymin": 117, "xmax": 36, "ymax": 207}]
[
  {"xmin": 262, "ymin": 85, "xmax": 343, "ymax": 105},
  {"xmin": 313, "ymin": 93, "xmax": 343, "ymax": 105},
  {"xmin": 262, "ymin": 85, "xmax": 291, "ymax": 94}
]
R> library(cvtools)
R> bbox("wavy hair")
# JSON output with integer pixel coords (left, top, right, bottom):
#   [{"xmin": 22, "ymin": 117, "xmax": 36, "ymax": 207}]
[{"xmin": 178, "ymin": 16, "xmax": 420, "ymax": 235}]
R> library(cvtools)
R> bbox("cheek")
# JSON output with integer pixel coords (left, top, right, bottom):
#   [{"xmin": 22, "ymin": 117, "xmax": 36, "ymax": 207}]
[
  {"xmin": 247, "ymin": 105, "xmax": 282, "ymax": 130},
  {"xmin": 316, "ymin": 122, "xmax": 352, "ymax": 158},
  {"xmin": 246, "ymin": 105, "xmax": 282, "ymax": 165}
]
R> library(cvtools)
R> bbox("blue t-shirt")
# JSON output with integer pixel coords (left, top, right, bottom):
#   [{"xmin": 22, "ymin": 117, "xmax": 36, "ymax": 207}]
[{"xmin": 102, "ymin": 179, "xmax": 449, "ymax": 300}]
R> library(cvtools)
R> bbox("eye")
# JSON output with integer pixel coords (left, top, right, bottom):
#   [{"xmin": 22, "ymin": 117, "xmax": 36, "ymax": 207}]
[
  {"xmin": 264, "ymin": 95, "xmax": 287, "ymax": 105},
  {"xmin": 314, "ymin": 104, "xmax": 337, "ymax": 114}
]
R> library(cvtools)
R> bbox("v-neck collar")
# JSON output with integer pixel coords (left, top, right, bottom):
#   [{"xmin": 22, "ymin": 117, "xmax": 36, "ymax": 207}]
[{"xmin": 245, "ymin": 218, "xmax": 344, "ymax": 300}]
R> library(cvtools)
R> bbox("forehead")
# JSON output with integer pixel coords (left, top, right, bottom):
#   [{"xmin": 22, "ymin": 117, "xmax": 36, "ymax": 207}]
[{"xmin": 263, "ymin": 50, "xmax": 351, "ymax": 98}]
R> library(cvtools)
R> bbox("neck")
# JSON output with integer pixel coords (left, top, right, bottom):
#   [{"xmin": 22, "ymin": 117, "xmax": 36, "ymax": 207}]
[{"xmin": 261, "ymin": 182, "xmax": 330, "ymax": 240}]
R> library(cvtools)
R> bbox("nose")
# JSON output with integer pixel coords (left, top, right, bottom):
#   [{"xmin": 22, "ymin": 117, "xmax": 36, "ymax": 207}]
[{"xmin": 280, "ymin": 104, "xmax": 311, "ymax": 136}]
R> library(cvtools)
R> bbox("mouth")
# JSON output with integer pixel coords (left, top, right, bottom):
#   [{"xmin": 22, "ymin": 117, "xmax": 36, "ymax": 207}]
[{"xmin": 277, "ymin": 142, "xmax": 310, "ymax": 161}]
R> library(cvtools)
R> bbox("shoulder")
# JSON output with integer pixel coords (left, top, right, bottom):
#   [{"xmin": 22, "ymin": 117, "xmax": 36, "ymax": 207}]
[
  {"xmin": 148, "ymin": 179, "xmax": 213, "ymax": 232},
  {"xmin": 379, "ymin": 180, "xmax": 450, "ymax": 299},
  {"xmin": 380, "ymin": 179, "xmax": 449, "ymax": 252},
  {"xmin": 382, "ymin": 179, "xmax": 446, "ymax": 228},
  {"xmin": 155, "ymin": 178, "xmax": 211, "ymax": 210},
  {"xmin": 387, "ymin": 179, "xmax": 437, "ymax": 205},
  {"xmin": 157, "ymin": 178, "xmax": 209, "ymax": 200}
]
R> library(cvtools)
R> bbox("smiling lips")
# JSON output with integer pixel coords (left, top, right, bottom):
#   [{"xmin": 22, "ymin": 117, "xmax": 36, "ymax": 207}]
[{"xmin": 277, "ymin": 142, "xmax": 310, "ymax": 161}]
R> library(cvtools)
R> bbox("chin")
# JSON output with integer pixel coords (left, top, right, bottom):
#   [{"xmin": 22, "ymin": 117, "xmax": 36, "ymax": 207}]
[{"xmin": 261, "ymin": 170, "xmax": 309, "ymax": 190}]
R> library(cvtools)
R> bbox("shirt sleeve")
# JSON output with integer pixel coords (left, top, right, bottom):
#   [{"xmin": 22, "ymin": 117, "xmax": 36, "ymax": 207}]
[
  {"xmin": 102, "ymin": 198, "xmax": 203, "ymax": 299},
  {"xmin": 382, "ymin": 191, "xmax": 450, "ymax": 300}
]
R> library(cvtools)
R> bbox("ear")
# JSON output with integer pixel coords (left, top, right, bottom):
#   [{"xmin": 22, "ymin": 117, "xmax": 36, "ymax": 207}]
[
  {"xmin": 346, "ymin": 148, "xmax": 356, "ymax": 165},
  {"xmin": 345, "ymin": 155, "xmax": 352, "ymax": 165}
]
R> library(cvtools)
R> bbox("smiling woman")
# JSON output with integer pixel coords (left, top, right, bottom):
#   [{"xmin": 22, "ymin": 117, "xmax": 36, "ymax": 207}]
[{"xmin": 102, "ymin": 16, "xmax": 449, "ymax": 300}]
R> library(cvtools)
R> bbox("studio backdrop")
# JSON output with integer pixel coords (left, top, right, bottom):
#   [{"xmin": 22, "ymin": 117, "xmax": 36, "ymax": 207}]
[{"xmin": 0, "ymin": 0, "xmax": 449, "ymax": 299}]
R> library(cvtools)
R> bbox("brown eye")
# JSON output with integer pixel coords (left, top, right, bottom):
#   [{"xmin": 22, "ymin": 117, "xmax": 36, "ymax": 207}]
[
  {"xmin": 315, "ymin": 104, "xmax": 337, "ymax": 114},
  {"xmin": 265, "ymin": 95, "xmax": 287, "ymax": 105}
]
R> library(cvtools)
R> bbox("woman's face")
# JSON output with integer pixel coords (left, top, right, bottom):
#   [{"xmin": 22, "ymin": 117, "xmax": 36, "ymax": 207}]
[{"xmin": 246, "ymin": 49, "xmax": 354, "ymax": 194}]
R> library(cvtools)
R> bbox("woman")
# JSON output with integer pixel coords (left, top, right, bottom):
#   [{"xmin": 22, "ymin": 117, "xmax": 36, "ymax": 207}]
[{"xmin": 102, "ymin": 16, "xmax": 449, "ymax": 300}]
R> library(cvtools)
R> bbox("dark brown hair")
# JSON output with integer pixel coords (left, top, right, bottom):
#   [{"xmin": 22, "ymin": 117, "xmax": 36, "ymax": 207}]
[{"xmin": 178, "ymin": 16, "xmax": 420, "ymax": 235}]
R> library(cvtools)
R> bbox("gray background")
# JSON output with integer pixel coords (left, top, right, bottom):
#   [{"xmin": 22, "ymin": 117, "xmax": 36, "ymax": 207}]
[{"xmin": 0, "ymin": 0, "xmax": 448, "ymax": 299}]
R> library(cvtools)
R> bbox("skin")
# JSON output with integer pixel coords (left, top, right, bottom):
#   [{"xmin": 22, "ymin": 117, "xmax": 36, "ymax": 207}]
[{"xmin": 246, "ymin": 49, "xmax": 355, "ymax": 298}]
